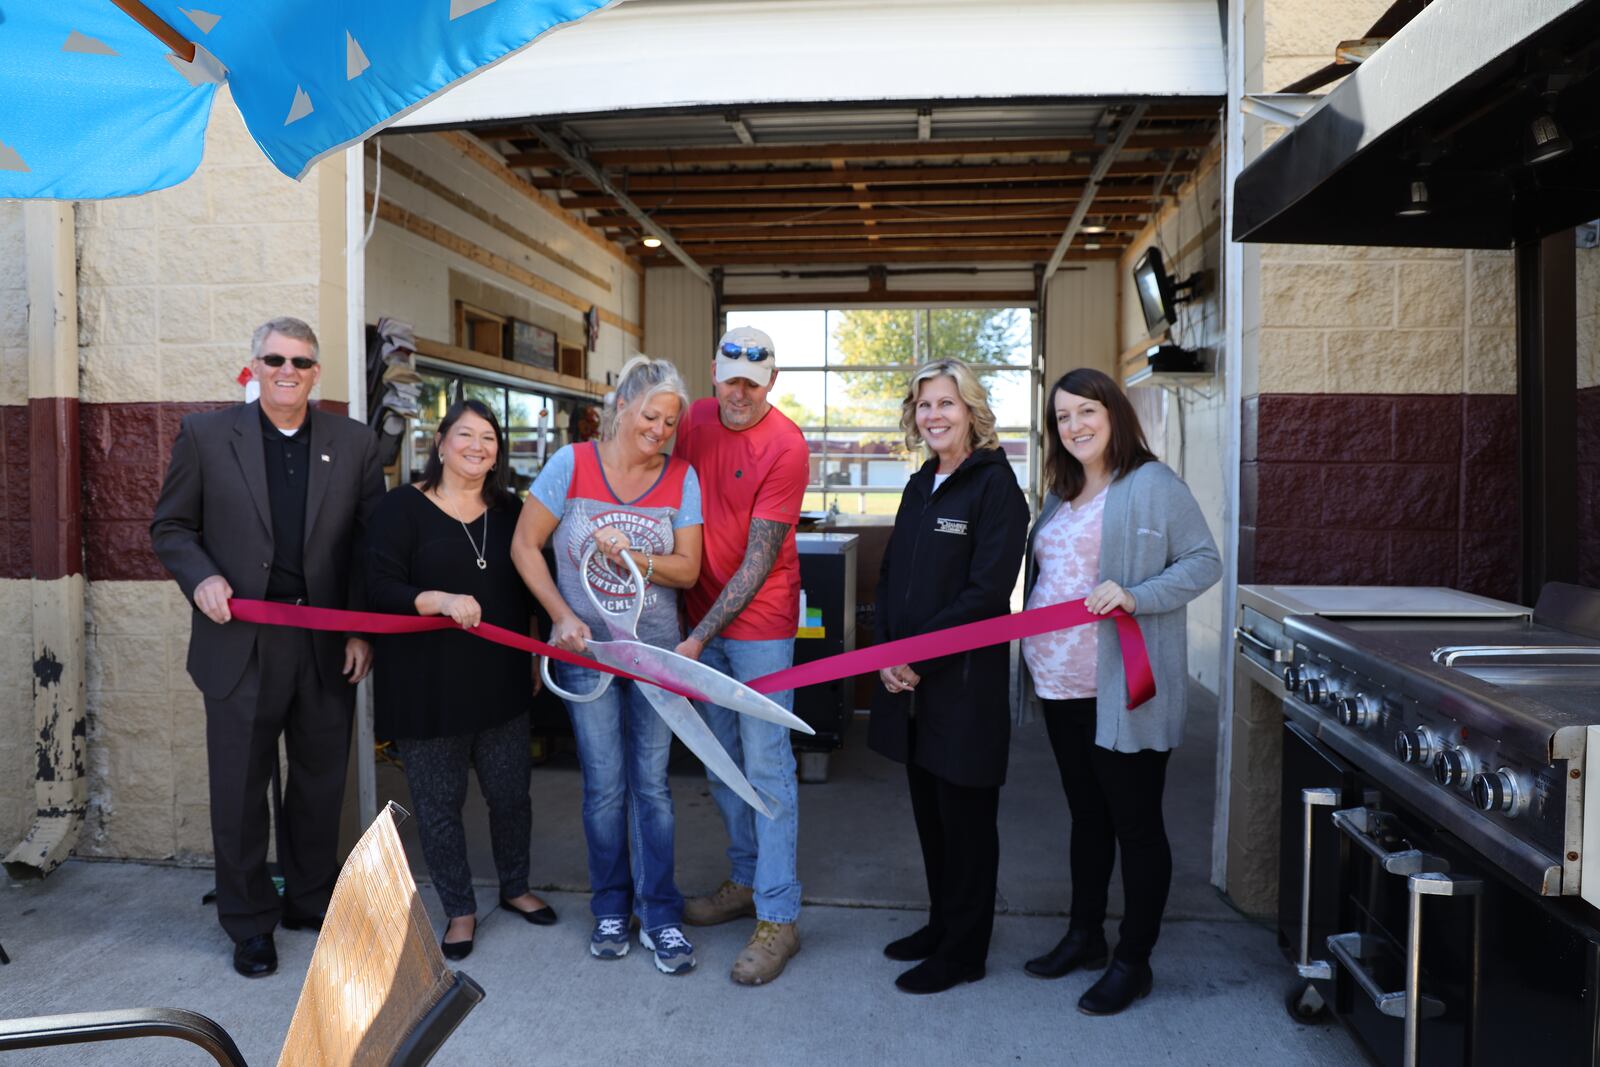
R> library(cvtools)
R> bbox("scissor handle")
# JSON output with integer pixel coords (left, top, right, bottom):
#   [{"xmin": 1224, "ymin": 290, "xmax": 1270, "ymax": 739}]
[
  {"xmin": 541, "ymin": 652, "xmax": 613, "ymax": 703},
  {"xmin": 575, "ymin": 539, "xmax": 647, "ymax": 638},
  {"xmin": 540, "ymin": 540, "xmax": 648, "ymax": 703}
]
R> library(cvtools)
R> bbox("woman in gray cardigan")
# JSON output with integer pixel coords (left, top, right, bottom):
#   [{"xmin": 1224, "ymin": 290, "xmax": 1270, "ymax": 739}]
[{"xmin": 1017, "ymin": 367, "xmax": 1220, "ymax": 1016}]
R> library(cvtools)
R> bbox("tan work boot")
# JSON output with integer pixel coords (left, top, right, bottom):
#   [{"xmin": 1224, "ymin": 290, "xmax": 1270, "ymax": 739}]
[
  {"xmin": 731, "ymin": 920, "xmax": 800, "ymax": 985},
  {"xmin": 683, "ymin": 879, "xmax": 756, "ymax": 927}
]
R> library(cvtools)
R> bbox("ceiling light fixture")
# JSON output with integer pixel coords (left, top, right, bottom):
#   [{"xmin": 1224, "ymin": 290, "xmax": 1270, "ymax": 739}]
[
  {"xmin": 1525, "ymin": 112, "xmax": 1573, "ymax": 165},
  {"xmin": 1396, "ymin": 178, "xmax": 1431, "ymax": 218},
  {"xmin": 641, "ymin": 235, "xmax": 663, "ymax": 248},
  {"xmin": 1081, "ymin": 224, "xmax": 1107, "ymax": 234}
]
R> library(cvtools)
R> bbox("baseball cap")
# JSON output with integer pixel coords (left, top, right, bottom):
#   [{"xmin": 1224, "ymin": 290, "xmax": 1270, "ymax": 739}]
[{"xmin": 715, "ymin": 326, "xmax": 776, "ymax": 387}]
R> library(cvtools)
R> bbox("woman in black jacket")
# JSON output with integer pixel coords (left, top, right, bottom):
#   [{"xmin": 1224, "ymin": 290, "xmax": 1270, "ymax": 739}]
[{"xmin": 869, "ymin": 359, "xmax": 1029, "ymax": 995}]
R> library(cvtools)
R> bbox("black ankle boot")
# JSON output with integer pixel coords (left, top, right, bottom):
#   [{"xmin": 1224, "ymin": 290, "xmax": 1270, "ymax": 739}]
[
  {"xmin": 1023, "ymin": 928, "xmax": 1108, "ymax": 979},
  {"xmin": 894, "ymin": 958, "xmax": 985, "ymax": 995},
  {"xmin": 1077, "ymin": 958, "xmax": 1153, "ymax": 1015},
  {"xmin": 883, "ymin": 925, "xmax": 942, "ymax": 962}
]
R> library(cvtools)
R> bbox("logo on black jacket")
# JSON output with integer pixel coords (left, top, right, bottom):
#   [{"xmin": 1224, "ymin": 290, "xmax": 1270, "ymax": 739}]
[{"xmin": 934, "ymin": 517, "xmax": 968, "ymax": 536}]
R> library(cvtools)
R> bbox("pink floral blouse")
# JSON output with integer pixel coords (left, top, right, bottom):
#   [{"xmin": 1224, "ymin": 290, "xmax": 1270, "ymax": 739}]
[{"xmin": 1020, "ymin": 489, "xmax": 1106, "ymax": 699}]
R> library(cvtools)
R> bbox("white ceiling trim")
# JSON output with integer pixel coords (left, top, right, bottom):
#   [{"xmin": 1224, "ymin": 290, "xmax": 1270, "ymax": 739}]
[{"xmin": 396, "ymin": 0, "xmax": 1225, "ymax": 129}]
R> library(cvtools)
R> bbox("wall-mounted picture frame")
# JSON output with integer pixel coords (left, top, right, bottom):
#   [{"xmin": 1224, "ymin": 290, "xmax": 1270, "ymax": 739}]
[{"xmin": 506, "ymin": 317, "xmax": 558, "ymax": 370}]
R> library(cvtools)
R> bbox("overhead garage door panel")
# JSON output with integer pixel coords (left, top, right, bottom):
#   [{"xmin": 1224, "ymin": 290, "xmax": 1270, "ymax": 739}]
[{"xmin": 397, "ymin": 0, "xmax": 1225, "ymax": 129}]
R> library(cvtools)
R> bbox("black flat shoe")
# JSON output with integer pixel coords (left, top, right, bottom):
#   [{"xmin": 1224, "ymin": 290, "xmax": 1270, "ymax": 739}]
[
  {"xmin": 280, "ymin": 905, "xmax": 324, "ymax": 932},
  {"xmin": 894, "ymin": 958, "xmax": 985, "ymax": 995},
  {"xmin": 500, "ymin": 898, "xmax": 558, "ymax": 926},
  {"xmin": 1078, "ymin": 958, "xmax": 1153, "ymax": 1015},
  {"xmin": 1024, "ymin": 928, "xmax": 1108, "ymax": 979},
  {"xmin": 233, "ymin": 933, "xmax": 277, "ymax": 978},
  {"xmin": 883, "ymin": 925, "xmax": 942, "ymax": 962},
  {"xmin": 441, "ymin": 935, "xmax": 474, "ymax": 961}
]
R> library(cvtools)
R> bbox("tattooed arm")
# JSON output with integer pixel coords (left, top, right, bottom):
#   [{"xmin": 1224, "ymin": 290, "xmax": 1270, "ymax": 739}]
[{"xmin": 674, "ymin": 517, "xmax": 791, "ymax": 660}]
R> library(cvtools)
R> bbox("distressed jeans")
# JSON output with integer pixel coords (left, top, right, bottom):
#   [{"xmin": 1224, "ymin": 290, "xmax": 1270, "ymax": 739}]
[
  {"xmin": 697, "ymin": 635, "xmax": 802, "ymax": 923},
  {"xmin": 555, "ymin": 660, "xmax": 683, "ymax": 931}
]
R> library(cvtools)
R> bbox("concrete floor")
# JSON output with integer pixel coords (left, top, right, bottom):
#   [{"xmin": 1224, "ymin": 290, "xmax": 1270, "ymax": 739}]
[{"xmin": 0, "ymin": 690, "xmax": 1362, "ymax": 1066}]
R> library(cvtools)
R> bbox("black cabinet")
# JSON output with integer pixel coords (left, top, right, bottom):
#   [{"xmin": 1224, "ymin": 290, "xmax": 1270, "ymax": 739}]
[{"xmin": 793, "ymin": 533, "xmax": 857, "ymax": 756}]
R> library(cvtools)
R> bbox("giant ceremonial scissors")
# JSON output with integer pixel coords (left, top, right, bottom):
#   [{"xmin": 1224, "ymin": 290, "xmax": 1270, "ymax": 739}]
[{"xmin": 541, "ymin": 543, "xmax": 813, "ymax": 817}]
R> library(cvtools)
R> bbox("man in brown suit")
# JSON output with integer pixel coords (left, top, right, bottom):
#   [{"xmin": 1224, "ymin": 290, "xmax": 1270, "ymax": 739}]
[{"xmin": 151, "ymin": 316, "xmax": 385, "ymax": 978}]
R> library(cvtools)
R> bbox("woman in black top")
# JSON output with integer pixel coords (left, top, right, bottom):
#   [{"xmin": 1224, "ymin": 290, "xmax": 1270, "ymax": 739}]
[
  {"xmin": 869, "ymin": 359, "xmax": 1029, "ymax": 995},
  {"xmin": 366, "ymin": 398, "xmax": 556, "ymax": 961}
]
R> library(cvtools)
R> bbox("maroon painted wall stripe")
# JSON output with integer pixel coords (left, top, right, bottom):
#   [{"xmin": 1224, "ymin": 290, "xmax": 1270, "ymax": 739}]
[{"xmin": 28, "ymin": 397, "xmax": 81, "ymax": 581}]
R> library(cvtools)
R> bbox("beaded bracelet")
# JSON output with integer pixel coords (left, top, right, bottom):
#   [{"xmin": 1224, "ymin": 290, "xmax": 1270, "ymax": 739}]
[{"xmin": 643, "ymin": 552, "xmax": 654, "ymax": 584}]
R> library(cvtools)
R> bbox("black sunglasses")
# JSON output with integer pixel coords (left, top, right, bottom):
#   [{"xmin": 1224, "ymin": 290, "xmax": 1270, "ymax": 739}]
[
  {"xmin": 719, "ymin": 341, "xmax": 772, "ymax": 363},
  {"xmin": 258, "ymin": 354, "xmax": 318, "ymax": 370}
]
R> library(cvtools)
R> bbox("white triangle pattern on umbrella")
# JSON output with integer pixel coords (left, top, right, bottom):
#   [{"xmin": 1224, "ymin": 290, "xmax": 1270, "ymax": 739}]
[
  {"xmin": 346, "ymin": 32, "xmax": 371, "ymax": 80},
  {"xmin": 63, "ymin": 31, "xmax": 119, "ymax": 56},
  {"xmin": 284, "ymin": 86, "xmax": 314, "ymax": 125},
  {"xmin": 179, "ymin": 8, "xmax": 221, "ymax": 34},
  {"xmin": 449, "ymin": 0, "xmax": 497, "ymax": 20},
  {"xmin": 0, "ymin": 141, "xmax": 28, "ymax": 173}
]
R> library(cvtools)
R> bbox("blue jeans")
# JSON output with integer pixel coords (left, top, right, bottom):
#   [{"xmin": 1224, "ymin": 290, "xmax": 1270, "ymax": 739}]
[
  {"xmin": 554, "ymin": 660, "xmax": 683, "ymax": 931},
  {"xmin": 697, "ymin": 636, "xmax": 801, "ymax": 923}
]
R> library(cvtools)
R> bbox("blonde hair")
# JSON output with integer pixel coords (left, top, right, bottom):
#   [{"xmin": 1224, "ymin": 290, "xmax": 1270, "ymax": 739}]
[
  {"xmin": 601, "ymin": 355, "xmax": 690, "ymax": 440},
  {"xmin": 898, "ymin": 359, "xmax": 1000, "ymax": 455}
]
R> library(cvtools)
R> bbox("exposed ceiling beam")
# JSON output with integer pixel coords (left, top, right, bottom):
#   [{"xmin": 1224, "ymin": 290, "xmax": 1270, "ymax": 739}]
[
  {"xmin": 1044, "ymin": 103, "xmax": 1148, "ymax": 283},
  {"xmin": 499, "ymin": 132, "xmax": 1216, "ymax": 169},
  {"xmin": 527, "ymin": 124, "xmax": 710, "ymax": 284},
  {"xmin": 722, "ymin": 288, "xmax": 1040, "ymax": 307},
  {"xmin": 631, "ymin": 235, "xmax": 1116, "ymax": 258},
  {"xmin": 582, "ymin": 204, "xmax": 1142, "ymax": 228},
  {"xmin": 637, "ymin": 247, "xmax": 1123, "ymax": 266},
  {"xmin": 555, "ymin": 184, "xmax": 1166, "ymax": 211},
  {"xmin": 528, "ymin": 159, "xmax": 1195, "ymax": 192},
  {"xmin": 654, "ymin": 218, "xmax": 1129, "ymax": 242}
]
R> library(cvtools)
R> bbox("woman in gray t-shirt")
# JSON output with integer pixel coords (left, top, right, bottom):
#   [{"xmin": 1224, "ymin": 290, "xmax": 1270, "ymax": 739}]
[{"xmin": 511, "ymin": 356, "xmax": 703, "ymax": 976}]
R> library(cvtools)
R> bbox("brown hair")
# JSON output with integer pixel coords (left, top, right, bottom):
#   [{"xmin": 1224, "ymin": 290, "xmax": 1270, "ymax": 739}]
[{"xmin": 1043, "ymin": 367, "xmax": 1156, "ymax": 501}]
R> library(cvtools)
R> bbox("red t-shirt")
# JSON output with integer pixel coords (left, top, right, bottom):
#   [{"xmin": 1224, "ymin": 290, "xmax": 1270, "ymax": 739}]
[{"xmin": 675, "ymin": 397, "xmax": 809, "ymax": 640}]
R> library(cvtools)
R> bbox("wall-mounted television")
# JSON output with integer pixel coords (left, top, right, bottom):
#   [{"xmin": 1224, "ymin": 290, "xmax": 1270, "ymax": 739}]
[{"xmin": 1132, "ymin": 246, "xmax": 1178, "ymax": 334}]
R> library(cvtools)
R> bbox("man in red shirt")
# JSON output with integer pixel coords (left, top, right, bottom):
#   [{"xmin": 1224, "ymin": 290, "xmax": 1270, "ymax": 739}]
[{"xmin": 674, "ymin": 325, "xmax": 810, "ymax": 985}]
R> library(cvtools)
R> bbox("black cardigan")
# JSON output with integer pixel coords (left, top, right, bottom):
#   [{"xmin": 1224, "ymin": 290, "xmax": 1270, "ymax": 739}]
[
  {"xmin": 364, "ymin": 485, "xmax": 535, "ymax": 740},
  {"xmin": 867, "ymin": 447, "xmax": 1029, "ymax": 788}
]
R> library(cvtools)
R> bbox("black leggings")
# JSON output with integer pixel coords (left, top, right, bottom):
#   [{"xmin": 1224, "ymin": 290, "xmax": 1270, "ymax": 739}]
[
  {"xmin": 1042, "ymin": 698, "xmax": 1172, "ymax": 965},
  {"xmin": 395, "ymin": 713, "xmax": 532, "ymax": 919}
]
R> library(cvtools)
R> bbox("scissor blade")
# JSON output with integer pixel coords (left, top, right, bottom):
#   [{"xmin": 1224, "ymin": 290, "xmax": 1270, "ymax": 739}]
[
  {"xmin": 619, "ymin": 644, "xmax": 815, "ymax": 735},
  {"xmin": 636, "ymin": 684, "xmax": 773, "ymax": 819}
]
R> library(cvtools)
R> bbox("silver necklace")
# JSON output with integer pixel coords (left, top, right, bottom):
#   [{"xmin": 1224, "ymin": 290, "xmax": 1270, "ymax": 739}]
[{"xmin": 460, "ymin": 509, "xmax": 488, "ymax": 570}]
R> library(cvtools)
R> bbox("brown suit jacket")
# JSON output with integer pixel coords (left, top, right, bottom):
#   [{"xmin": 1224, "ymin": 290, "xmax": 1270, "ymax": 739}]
[{"xmin": 150, "ymin": 402, "xmax": 386, "ymax": 700}]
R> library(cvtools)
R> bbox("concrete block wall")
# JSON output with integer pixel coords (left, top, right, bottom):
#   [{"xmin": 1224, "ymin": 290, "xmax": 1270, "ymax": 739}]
[
  {"xmin": 1242, "ymin": 246, "xmax": 1520, "ymax": 602},
  {"xmin": 1, "ymin": 93, "xmax": 351, "ymax": 865}
]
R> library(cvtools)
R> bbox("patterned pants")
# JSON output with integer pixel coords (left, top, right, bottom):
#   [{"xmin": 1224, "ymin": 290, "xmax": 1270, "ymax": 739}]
[{"xmin": 394, "ymin": 713, "xmax": 532, "ymax": 918}]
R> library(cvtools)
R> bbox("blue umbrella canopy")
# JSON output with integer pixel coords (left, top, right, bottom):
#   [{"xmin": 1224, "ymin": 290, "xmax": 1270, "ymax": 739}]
[{"xmin": 0, "ymin": 0, "xmax": 610, "ymax": 199}]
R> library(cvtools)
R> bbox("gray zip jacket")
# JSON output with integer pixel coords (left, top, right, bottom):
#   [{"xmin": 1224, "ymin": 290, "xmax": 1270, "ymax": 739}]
[{"xmin": 1016, "ymin": 460, "xmax": 1221, "ymax": 752}]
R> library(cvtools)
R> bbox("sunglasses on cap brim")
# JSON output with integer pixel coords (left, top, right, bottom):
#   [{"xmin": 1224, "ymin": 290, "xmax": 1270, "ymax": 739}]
[
  {"xmin": 719, "ymin": 341, "xmax": 772, "ymax": 363},
  {"xmin": 258, "ymin": 355, "xmax": 319, "ymax": 370}
]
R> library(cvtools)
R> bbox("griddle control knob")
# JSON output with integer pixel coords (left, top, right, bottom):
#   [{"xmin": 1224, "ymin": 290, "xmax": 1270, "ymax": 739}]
[
  {"xmin": 1337, "ymin": 695, "xmax": 1376, "ymax": 729},
  {"xmin": 1303, "ymin": 675, "xmax": 1328, "ymax": 705},
  {"xmin": 1282, "ymin": 665, "xmax": 1302, "ymax": 691},
  {"xmin": 1433, "ymin": 747, "xmax": 1474, "ymax": 789},
  {"xmin": 1471, "ymin": 769, "xmax": 1522, "ymax": 816},
  {"xmin": 1394, "ymin": 729, "xmax": 1434, "ymax": 765}
]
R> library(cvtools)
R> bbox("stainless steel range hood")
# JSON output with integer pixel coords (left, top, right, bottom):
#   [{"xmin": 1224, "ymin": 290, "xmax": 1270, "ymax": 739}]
[{"xmin": 1232, "ymin": 0, "xmax": 1600, "ymax": 248}]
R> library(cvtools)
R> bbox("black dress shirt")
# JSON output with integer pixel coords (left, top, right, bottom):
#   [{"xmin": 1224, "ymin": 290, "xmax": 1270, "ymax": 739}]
[{"xmin": 259, "ymin": 405, "xmax": 311, "ymax": 601}]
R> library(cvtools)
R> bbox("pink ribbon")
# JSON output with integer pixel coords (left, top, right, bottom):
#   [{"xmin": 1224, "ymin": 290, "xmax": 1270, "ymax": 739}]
[{"xmin": 229, "ymin": 596, "xmax": 1156, "ymax": 710}]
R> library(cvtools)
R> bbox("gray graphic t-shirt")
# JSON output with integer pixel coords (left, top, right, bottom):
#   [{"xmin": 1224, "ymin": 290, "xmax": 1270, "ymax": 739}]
[{"xmin": 530, "ymin": 443, "xmax": 702, "ymax": 649}]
